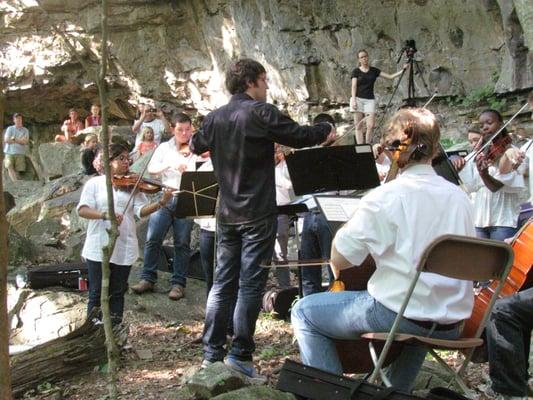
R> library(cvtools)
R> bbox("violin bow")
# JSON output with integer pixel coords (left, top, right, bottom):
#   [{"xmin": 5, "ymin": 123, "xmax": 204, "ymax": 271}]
[
  {"xmin": 122, "ymin": 146, "xmax": 159, "ymax": 215},
  {"xmin": 464, "ymin": 101, "xmax": 530, "ymax": 164}
]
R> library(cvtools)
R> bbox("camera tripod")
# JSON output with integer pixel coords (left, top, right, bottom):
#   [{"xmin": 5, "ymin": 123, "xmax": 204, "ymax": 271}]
[{"xmin": 375, "ymin": 40, "xmax": 433, "ymax": 136}]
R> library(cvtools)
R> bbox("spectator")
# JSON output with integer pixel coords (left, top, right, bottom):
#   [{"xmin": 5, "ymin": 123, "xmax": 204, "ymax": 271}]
[
  {"xmin": 131, "ymin": 104, "xmax": 171, "ymax": 148},
  {"xmin": 56, "ymin": 109, "xmax": 84, "ymax": 142},
  {"xmin": 136, "ymin": 126, "xmax": 158, "ymax": 156},
  {"xmin": 85, "ymin": 104, "xmax": 102, "ymax": 128},
  {"xmin": 3, "ymin": 113, "xmax": 30, "ymax": 182},
  {"xmin": 80, "ymin": 133, "xmax": 99, "ymax": 175}
]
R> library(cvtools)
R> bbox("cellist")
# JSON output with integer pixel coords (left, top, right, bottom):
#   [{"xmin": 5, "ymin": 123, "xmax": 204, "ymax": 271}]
[{"xmin": 291, "ymin": 108, "xmax": 476, "ymax": 393}]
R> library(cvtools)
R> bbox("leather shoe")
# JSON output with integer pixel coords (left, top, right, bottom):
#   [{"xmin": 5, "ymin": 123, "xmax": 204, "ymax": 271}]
[
  {"xmin": 168, "ymin": 285, "xmax": 185, "ymax": 301},
  {"xmin": 131, "ymin": 280, "xmax": 154, "ymax": 294}
]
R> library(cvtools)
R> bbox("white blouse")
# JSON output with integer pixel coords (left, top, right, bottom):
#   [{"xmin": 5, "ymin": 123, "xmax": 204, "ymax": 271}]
[
  {"xmin": 77, "ymin": 175, "xmax": 148, "ymax": 265},
  {"xmin": 459, "ymin": 154, "xmax": 525, "ymax": 228}
]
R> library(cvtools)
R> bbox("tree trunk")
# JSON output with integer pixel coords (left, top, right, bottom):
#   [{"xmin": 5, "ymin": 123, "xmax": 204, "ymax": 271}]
[
  {"xmin": 0, "ymin": 84, "xmax": 13, "ymax": 400},
  {"xmin": 10, "ymin": 317, "xmax": 127, "ymax": 398},
  {"xmin": 97, "ymin": 1, "xmax": 121, "ymax": 398}
]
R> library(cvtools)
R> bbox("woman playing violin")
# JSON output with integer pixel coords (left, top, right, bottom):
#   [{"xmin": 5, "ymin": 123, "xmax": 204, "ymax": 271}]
[
  {"xmin": 458, "ymin": 109, "xmax": 526, "ymax": 240},
  {"xmin": 77, "ymin": 143, "xmax": 173, "ymax": 325},
  {"xmin": 291, "ymin": 108, "xmax": 476, "ymax": 393}
]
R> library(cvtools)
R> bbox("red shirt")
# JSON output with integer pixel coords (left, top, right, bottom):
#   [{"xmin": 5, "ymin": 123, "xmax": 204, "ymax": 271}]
[{"xmin": 85, "ymin": 115, "xmax": 101, "ymax": 127}]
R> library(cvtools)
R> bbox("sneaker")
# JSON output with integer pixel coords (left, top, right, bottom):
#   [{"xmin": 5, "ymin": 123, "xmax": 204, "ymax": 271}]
[
  {"xmin": 131, "ymin": 280, "xmax": 154, "ymax": 294},
  {"xmin": 200, "ymin": 359, "xmax": 213, "ymax": 369},
  {"xmin": 224, "ymin": 356, "xmax": 267, "ymax": 384},
  {"xmin": 168, "ymin": 285, "xmax": 185, "ymax": 301}
]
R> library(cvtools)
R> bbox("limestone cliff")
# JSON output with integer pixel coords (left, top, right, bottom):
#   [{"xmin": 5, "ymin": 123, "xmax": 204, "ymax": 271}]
[{"xmin": 1, "ymin": 0, "xmax": 532, "ymax": 135}]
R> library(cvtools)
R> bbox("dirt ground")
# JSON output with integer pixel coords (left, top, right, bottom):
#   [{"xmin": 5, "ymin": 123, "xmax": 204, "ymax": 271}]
[{"xmin": 18, "ymin": 274, "xmax": 497, "ymax": 400}]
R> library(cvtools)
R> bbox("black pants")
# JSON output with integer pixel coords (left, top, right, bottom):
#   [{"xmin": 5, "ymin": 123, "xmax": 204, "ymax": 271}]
[
  {"xmin": 487, "ymin": 287, "xmax": 533, "ymax": 396},
  {"xmin": 86, "ymin": 259, "xmax": 131, "ymax": 325}
]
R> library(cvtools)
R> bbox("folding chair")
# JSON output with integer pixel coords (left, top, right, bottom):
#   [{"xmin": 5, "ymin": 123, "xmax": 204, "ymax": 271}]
[{"xmin": 361, "ymin": 234, "xmax": 514, "ymax": 395}]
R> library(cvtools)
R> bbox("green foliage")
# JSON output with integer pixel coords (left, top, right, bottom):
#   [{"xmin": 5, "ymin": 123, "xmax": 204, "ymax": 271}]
[
  {"xmin": 445, "ymin": 84, "xmax": 508, "ymax": 112},
  {"xmin": 259, "ymin": 345, "xmax": 291, "ymax": 360},
  {"xmin": 36, "ymin": 382, "xmax": 60, "ymax": 394}
]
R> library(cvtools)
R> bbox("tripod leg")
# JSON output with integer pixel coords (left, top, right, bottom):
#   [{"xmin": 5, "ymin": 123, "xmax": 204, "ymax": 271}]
[
  {"xmin": 413, "ymin": 60, "xmax": 432, "ymax": 97},
  {"xmin": 374, "ymin": 67, "xmax": 408, "ymax": 137}
]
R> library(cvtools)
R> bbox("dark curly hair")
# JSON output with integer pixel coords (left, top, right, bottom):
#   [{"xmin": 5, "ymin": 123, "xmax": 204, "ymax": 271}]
[{"xmin": 225, "ymin": 59, "xmax": 266, "ymax": 95}]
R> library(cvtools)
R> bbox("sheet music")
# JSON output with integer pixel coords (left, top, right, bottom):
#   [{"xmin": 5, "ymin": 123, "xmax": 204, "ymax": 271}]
[{"xmin": 315, "ymin": 196, "xmax": 361, "ymax": 222}]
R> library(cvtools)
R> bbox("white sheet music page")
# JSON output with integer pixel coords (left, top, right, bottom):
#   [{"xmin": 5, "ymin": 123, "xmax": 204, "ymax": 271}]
[{"xmin": 315, "ymin": 196, "xmax": 361, "ymax": 222}]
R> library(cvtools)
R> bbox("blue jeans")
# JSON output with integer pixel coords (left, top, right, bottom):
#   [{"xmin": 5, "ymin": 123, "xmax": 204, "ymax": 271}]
[
  {"xmin": 487, "ymin": 287, "xmax": 533, "ymax": 397},
  {"xmin": 273, "ymin": 214, "xmax": 291, "ymax": 288},
  {"xmin": 291, "ymin": 290, "xmax": 462, "ymax": 392},
  {"xmin": 200, "ymin": 229, "xmax": 216, "ymax": 296},
  {"xmin": 475, "ymin": 226, "xmax": 517, "ymax": 241},
  {"xmin": 142, "ymin": 196, "xmax": 193, "ymax": 287},
  {"xmin": 203, "ymin": 214, "xmax": 277, "ymax": 362},
  {"xmin": 86, "ymin": 259, "xmax": 131, "ymax": 324},
  {"xmin": 300, "ymin": 212, "xmax": 333, "ymax": 296}
]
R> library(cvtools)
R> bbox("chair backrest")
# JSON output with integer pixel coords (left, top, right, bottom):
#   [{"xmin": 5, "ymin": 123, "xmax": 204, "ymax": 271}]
[{"xmin": 419, "ymin": 234, "xmax": 514, "ymax": 282}]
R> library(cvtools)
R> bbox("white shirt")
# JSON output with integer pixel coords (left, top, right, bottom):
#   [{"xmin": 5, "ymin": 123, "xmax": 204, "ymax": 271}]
[
  {"xmin": 77, "ymin": 175, "xmax": 148, "ymax": 265},
  {"xmin": 133, "ymin": 118, "xmax": 166, "ymax": 147},
  {"xmin": 459, "ymin": 154, "xmax": 525, "ymax": 228},
  {"xmin": 520, "ymin": 140, "xmax": 533, "ymax": 203},
  {"xmin": 334, "ymin": 164, "xmax": 475, "ymax": 323},
  {"xmin": 148, "ymin": 137, "xmax": 197, "ymax": 189},
  {"xmin": 275, "ymin": 160, "xmax": 294, "ymax": 206},
  {"xmin": 194, "ymin": 159, "xmax": 216, "ymax": 232}
]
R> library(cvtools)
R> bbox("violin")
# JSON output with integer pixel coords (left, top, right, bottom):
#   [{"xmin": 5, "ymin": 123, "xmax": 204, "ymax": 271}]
[
  {"xmin": 112, "ymin": 174, "xmax": 164, "ymax": 194},
  {"xmin": 483, "ymin": 133, "xmax": 512, "ymax": 164}
]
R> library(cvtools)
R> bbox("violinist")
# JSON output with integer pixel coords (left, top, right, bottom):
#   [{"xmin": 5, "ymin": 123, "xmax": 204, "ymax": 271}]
[
  {"xmin": 131, "ymin": 113, "xmax": 197, "ymax": 301},
  {"xmin": 77, "ymin": 143, "xmax": 172, "ymax": 325},
  {"xmin": 291, "ymin": 108, "xmax": 476, "ymax": 393},
  {"xmin": 456, "ymin": 109, "xmax": 526, "ymax": 241}
]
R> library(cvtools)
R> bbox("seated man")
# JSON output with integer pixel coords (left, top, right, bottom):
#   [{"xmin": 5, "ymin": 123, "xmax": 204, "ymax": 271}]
[{"xmin": 291, "ymin": 108, "xmax": 476, "ymax": 392}]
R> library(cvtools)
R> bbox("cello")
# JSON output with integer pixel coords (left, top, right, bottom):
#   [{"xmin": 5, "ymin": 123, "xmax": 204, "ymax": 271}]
[{"xmin": 462, "ymin": 219, "xmax": 533, "ymax": 338}]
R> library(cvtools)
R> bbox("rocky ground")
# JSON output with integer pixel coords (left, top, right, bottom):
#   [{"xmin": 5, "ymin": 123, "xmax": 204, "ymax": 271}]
[{"xmin": 9, "ymin": 262, "xmax": 502, "ymax": 400}]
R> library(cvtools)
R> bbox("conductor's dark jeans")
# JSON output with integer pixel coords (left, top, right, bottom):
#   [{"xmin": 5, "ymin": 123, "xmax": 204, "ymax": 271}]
[
  {"xmin": 487, "ymin": 287, "xmax": 533, "ymax": 397},
  {"xmin": 202, "ymin": 214, "xmax": 277, "ymax": 362}
]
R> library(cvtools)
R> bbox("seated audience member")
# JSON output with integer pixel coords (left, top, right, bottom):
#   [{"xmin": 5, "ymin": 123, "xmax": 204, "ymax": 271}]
[
  {"xmin": 467, "ymin": 124, "xmax": 482, "ymax": 151},
  {"xmin": 3, "ymin": 113, "xmax": 30, "ymax": 182},
  {"xmin": 137, "ymin": 126, "xmax": 158, "ymax": 156},
  {"xmin": 131, "ymin": 104, "xmax": 171, "ymax": 148},
  {"xmin": 56, "ymin": 109, "xmax": 84, "ymax": 142},
  {"xmin": 373, "ymin": 143, "xmax": 391, "ymax": 182},
  {"xmin": 85, "ymin": 104, "xmax": 102, "ymax": 128},
  {"xmin": 81, "ymin": 133, "xmax": 99, "ymax": 175},
  {"xmin": 291, "ymin": 108, "xmax": 476, "ymax": 393}
]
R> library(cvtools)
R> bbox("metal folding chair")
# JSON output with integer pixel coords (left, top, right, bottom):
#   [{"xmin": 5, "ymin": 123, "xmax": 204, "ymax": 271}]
[{"xmin": 362, "ymin": 234, "xmax": 514, "ymax": 395}]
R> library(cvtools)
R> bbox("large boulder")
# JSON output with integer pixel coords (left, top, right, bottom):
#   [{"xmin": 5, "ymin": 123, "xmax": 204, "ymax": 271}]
[
  {"xmin": 38, "ymin": 142, "xmax": 82, "ymax": 180},
  {"xmin": 8, "ymin": 286, "xmax": 87, "ymax": 346}
]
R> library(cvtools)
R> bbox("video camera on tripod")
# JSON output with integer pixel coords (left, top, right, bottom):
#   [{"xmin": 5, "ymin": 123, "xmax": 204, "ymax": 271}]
[{"xmin": 397, "ymin": 39, "xmax": 417, "ymax": 63}]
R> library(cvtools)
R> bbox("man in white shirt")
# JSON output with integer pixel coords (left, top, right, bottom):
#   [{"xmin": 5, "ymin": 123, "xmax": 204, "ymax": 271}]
[
  {"xmin": 131, "ymin": 113, "xmax": 196, "ymax": 300},
  {"xmin": 3, "ymin": 113, "xmax": 30, "ymax": 182},
  {"xmin": 132, "ymin": 104, "xmax": 171, "ymax": 147},
  {"xmin": 292, "ymin": 108, "xmax": 476, "ymax": 392}
]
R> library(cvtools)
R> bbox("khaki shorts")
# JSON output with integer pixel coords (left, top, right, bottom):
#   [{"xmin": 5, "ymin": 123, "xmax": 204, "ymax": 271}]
[
  {"xmin": 4, "ymin": 154, "xmax": 26, "ymax": 172},
  {"xmin": 355, "ymin": 97, "xmax": 376, "ymax": 113}
]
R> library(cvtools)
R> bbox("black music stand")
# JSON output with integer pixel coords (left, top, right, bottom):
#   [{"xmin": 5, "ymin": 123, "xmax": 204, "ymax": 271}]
[
  {"xmin": 173, "ymin": 171, "xmax": 218, "ymax": 218},
  {"xmin": 285, "ymin": 144, "xmax": 380, "ymax": 195},
  {"xmin": 284, "ymin": 145, "xmax": 380, "ymax": 296}
]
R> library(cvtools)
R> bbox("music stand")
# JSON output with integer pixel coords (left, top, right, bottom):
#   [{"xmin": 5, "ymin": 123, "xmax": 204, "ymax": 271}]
[
  {"xmin": 173, "ymin": 171, "xmax": 218, "ymax": 218},
  {"xmin": 285, "ymin": 145, "xmax": 380, "ymax": 195}
]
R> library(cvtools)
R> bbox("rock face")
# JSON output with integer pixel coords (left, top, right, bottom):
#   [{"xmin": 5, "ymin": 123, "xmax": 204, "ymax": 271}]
[{"xmin": 1, "ymin": 0, "xmax": 532, "ymax": 137}]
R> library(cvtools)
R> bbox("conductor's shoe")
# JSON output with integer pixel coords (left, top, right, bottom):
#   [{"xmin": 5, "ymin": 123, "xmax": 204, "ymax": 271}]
[{"xmin": 131, "ymin": 280, "xmax": 154, "ymax": 294}]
